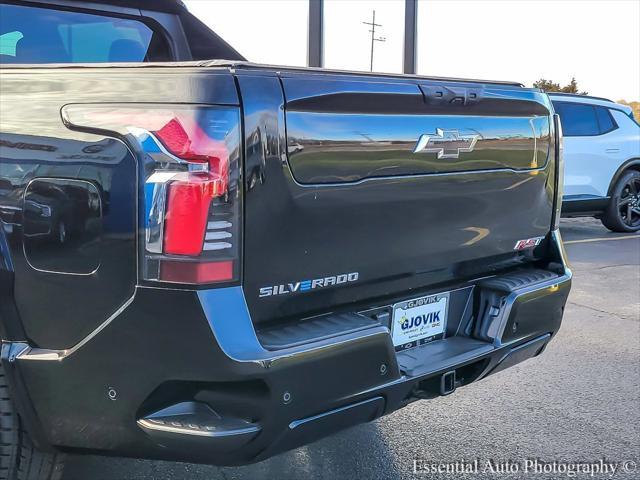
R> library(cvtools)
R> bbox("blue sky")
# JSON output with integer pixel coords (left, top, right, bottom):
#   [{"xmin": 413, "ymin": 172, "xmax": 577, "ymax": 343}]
[{"xmin": 185, "ymin": 0, "xmax": 640, "ymax": 101}]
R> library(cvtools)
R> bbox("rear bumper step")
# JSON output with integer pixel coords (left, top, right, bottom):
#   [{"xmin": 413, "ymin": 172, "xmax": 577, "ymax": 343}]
[
  {"xmin": 397, "ymin": 336, "xmax": 493, "ymax": 378},
  {"xmin": 257, "ymin": 312, "xmax": 379, "ymax": 350},
  {"xmin": 251, "ymin": 266, "xmax": 569, "ymax": 356}
]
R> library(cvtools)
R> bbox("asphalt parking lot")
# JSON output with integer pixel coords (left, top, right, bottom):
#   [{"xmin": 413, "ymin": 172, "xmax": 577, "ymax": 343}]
[{"xmin": 62, "ymin": 218, "xmax": 640, "ymax": 480}]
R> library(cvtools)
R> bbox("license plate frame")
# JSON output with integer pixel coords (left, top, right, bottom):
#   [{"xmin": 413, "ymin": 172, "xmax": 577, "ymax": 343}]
[{"xmin": 391, "ymin": 292, "xmax": 449, "ymax": 351}]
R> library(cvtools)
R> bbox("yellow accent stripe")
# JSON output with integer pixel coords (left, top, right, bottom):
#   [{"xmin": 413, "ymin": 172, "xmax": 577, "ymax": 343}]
[{"xmin": 564, "ymin": 235, "xmax": 640, "ymax": 245}]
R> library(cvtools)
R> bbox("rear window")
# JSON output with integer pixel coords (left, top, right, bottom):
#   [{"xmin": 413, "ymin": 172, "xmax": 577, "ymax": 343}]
[
  {"xmin": 178, "ymin": 10, "xmax": 245, "ymax": 62},
  {"xmin": 553, "ymin": 102, "xmax": 600, "ymax": 136},
  {"xmin": 0, "ymin": 4, "xmax": 170, "ymax": 64},
  {"xmin": 594, "ymin": 106, "xmax": 616, "ymax": 133}
]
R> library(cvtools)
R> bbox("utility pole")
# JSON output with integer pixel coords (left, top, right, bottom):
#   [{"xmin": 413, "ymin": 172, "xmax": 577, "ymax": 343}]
[{"xmin": 362, "ymin": 10, "xmax": 386, "ymax": 72}]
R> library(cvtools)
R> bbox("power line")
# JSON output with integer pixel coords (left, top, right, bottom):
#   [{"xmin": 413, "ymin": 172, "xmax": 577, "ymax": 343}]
[{"xmin": 362, "ymin": 10, "xmax": 386, "ymax": 72}]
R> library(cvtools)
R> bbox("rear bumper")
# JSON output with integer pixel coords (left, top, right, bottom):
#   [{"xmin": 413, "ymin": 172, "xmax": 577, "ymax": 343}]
[
  {"xmin": 4, "ymin": 233, "xmax": 571, "ymax": 466},
  {"xmin": 257, "ymin": 332, "xmax": 554, "ymax": 462},
  {"xmin": 166, "ymin": 266, "xmax": 569, "ymax": 465}
]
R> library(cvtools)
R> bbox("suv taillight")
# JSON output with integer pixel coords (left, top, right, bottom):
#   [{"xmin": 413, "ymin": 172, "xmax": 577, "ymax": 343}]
[{"xmin": 63, "ymin": 105, "xmax": 242, "ymax": 285}]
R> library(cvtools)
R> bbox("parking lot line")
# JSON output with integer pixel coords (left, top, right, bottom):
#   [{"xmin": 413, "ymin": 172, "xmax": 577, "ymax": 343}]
[{"xmin": 564, "ymin": 235, "xmax": 640, "ymax": 245}]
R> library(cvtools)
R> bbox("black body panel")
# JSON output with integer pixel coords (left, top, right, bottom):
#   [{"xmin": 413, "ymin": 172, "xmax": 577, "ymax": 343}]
[
  {"xmin": 0, "ymin": 82, "xmax": 137, "ymax": 348},
  {"xmin": 0, "ymin": 67, "xmax": 237, "ymax": 348},
  {"xmin": 239, "ymin": 69, "xmax": 555, "ymax": 326}
]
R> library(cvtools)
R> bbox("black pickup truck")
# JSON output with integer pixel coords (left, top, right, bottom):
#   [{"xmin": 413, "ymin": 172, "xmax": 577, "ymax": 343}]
[{"xmin": 0, "ymin": 1, "xmax": 571, "ymax": 478}]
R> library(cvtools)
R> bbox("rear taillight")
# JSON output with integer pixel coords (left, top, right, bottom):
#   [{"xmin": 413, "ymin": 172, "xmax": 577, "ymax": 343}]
[{"xmin": 62, "ymin": 104, "xmax": 242, "ymax": 285}]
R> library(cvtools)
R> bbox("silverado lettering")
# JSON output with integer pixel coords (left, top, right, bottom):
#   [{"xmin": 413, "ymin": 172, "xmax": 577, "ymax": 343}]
[{"xmin": 259, "ymin": 272, "xmax": 360, "ymax": 297}]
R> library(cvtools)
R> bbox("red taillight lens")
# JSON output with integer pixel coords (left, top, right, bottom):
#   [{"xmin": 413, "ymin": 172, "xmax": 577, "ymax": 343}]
[
  {"xmin": 153, "ymin": 116, "xmax": 230, "ymax": 257},
  {"xmin": 163, "ymin": 177, "xmax": 215, "ymax": 256},
  {"xmin": 160, "ymin": 260, "xmax": 233, "ymax": 284},
  {"xmin": 155, "ymin": 116, "xmax": 230, "ymax": 192},
  {"xmin": 61, "ymin": 104, "xmax": 242, "ymax": 286}
]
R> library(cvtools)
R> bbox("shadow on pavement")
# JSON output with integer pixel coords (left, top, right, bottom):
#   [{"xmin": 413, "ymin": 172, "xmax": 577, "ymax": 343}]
[{"xmin": 63, "ymin": 421, "xmax": 402, "ymax": 480}]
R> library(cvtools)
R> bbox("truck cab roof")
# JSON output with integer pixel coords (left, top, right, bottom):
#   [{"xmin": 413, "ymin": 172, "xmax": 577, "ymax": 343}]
[{"xmin": 14, "ymin": 0, "xmax": 186, "ymax": 13}]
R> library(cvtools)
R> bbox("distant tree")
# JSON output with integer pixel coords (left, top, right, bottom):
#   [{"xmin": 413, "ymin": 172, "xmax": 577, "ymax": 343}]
[
  {"xmin": 533, "ymin": 77, "xmax": 588, "ymax": 95},
  {"xmin": 532, "ymin": 78, "xmax": 562, "ymax": 92},
  {"xmin": 617, "ymin": 100, "xmax": 640, "ymax": 120}
]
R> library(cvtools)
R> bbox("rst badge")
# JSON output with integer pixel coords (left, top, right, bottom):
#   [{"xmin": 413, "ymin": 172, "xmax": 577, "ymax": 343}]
[
  {"xmin": 514, "ymin": 236, "xmax": 545, "ymax": 251},
  {"xmin": 413, "ymin": 128, "xmax": 479, "ymax": 159}
]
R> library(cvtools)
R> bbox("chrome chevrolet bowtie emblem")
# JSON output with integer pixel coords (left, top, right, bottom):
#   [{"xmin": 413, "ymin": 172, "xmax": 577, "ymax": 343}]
[{"xmin": 413, "ymin": 128, "xmax": 479, "ymax": 158}]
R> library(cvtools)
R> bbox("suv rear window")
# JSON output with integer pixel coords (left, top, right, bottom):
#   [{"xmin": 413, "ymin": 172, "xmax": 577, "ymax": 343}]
[
  {"xmin": 553, "ymin": 102, "xmax": 600, "ymax": 136},
  {"xmin": 594, "ymin": 106, "xmax": 616, "ymax": 133},
  {"xmin": 0, "ymin": 4, "xmax": 170, "ymax": 64},
  {"xmin": 553, "ymin": 101, "xmax": 619, "ymax": 136}
]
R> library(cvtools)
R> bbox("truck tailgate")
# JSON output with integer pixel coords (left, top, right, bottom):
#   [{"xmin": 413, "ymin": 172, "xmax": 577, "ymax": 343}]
[{"xmin": 239, "ymin": 71, "xmax": 556, "ymax": 326}]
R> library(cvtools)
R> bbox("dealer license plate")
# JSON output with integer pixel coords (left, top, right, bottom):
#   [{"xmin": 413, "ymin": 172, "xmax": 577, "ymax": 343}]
[{"xmin": 391, "ymin": 292, "xmax": 449, "ymax": 351}]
